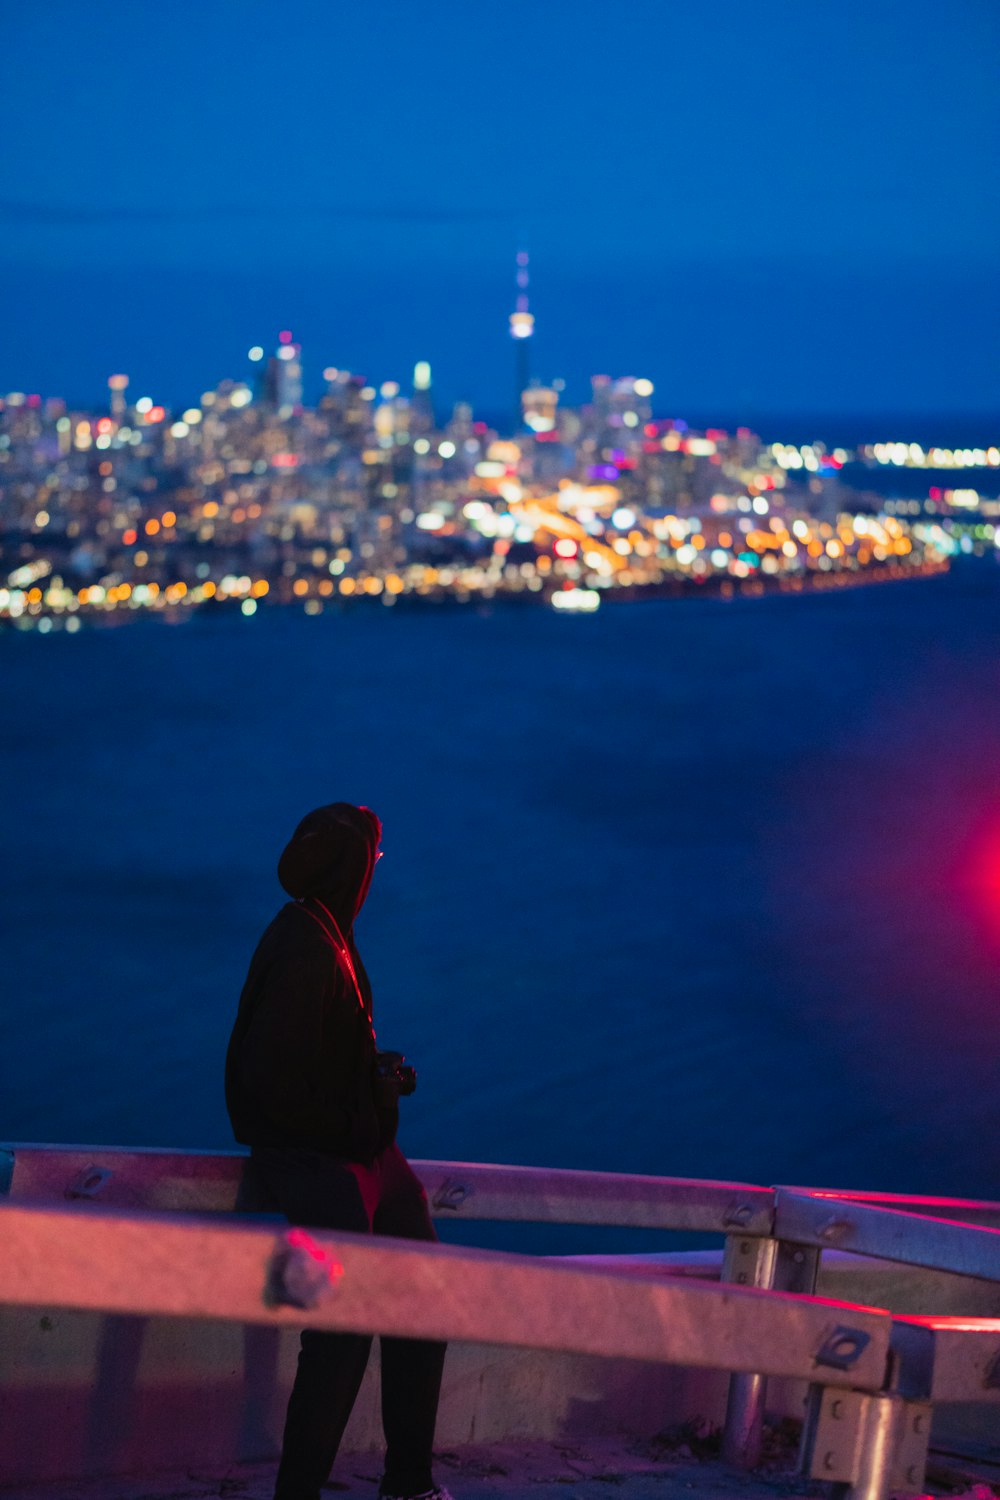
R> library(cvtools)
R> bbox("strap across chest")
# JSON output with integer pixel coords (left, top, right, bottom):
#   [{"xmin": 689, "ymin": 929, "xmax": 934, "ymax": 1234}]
[{"xmin": 297, "ymin": 897, "xmax": 375, "ymax": 1041}]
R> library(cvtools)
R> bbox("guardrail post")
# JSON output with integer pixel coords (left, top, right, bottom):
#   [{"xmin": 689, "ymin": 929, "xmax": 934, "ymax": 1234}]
[
  {"xmin": 721, "ymin": 1236, "xmax": 821, "ymax": 1468},
  {"xmin": 851, "ymin": 1396, "xmax": 905, "ymax": 1500},
  {"xmin": 720, "ymin": 1235, "xmax": 778, "ymax": 1467}
]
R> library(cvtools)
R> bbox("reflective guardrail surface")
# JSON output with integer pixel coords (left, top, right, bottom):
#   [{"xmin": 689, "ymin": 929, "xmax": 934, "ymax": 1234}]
[{"xmin": 2, "ymin": 1144, "xmax": 998, "ymax": 1500}]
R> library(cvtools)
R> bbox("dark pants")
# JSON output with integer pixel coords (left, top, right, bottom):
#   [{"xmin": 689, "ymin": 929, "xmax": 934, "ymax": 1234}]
[{"xmin": 251, "ymin": 1143, "xmax": 447, "ymax": 1500}]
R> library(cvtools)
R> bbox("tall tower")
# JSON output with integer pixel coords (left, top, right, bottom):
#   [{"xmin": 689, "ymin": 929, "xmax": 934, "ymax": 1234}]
[
  {"xmin": 508, "ymin": 249, "xmax": 534, "ymax": 430},
  {"xmin": 411, "ymin": 360, "xmax": 434, "ymax": 435}
]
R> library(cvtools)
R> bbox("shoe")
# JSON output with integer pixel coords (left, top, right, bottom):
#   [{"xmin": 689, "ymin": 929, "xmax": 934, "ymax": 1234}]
[{"xmin": 380, "ymin": 1488, "xmax": 454, "ymax": 1500}]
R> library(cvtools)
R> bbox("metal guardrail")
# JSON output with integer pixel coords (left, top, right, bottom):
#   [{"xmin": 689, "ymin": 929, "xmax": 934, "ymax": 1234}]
[
  {"xmin": 891, "ymin": 1315, "xmax": 1000, "ymax": 1402},
  {"xmin": 2, "ymin": 1142, "xmax": 999, "ymax": 1500},
  {"xmin": 780, "ymin": 1183, "xmax": 1000, "ymax": 1229},
  {"xmin": 775, "ymin": 1189, "xmax": 1000, "ymax": 1280},
  {"xmin": 0, "ymin": 1144, "xmax": 248, "ymax": 1212},
  {"xmin": 0, "ymin": 1198, "xmax": 890, "ymax": 1381},
  {"xmin": 0, "ymin": 1146, "xmax": 774, "ymax": 1232}
]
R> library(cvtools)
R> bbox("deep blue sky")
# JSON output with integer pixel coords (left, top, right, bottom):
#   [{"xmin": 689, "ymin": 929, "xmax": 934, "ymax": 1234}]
[{"xmin": 2, "ymin": 1, "xmax": 998, "ymax": 432}]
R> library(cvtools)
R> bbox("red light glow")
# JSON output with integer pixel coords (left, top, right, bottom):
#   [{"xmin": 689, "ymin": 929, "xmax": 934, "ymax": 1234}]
[
  {"xmin": 958, "ymin": 825, "xmax": 1000, "ymax": 949},
  {"xmin": 976, "ymin": 845, "xmax": 1000, "ymax": 904},
  {"xmin": 286, "ymin": 1227, "xmax": 344, "ymax": 1283}
]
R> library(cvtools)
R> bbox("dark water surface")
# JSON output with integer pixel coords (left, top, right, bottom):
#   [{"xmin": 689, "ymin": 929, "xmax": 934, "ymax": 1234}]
[{"xmin": 3, "ymin": 565, "xmax": 1000, "ymax": 1248}]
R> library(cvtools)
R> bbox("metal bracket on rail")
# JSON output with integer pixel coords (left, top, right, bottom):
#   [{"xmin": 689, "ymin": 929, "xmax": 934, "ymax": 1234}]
[{"xmin": 800, "ymin": 1385, "xmax": 931, "ymax": 1500}]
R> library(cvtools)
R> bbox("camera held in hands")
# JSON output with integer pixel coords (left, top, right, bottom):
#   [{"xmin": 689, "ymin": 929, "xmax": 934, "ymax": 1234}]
[{"xmin": 374, "ymin": 1049, "xmax": 417, "ymax": 1104}]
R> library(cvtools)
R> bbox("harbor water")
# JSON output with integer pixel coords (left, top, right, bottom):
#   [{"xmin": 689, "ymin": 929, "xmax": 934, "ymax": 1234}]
[{"xmin": 3, "ymin": 562, "xmax": 1000, "ymax": 1248}]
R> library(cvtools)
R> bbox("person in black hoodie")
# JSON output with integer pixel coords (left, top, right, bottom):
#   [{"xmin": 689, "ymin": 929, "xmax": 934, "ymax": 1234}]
[{"xmin": 226, "ymin": 803, "xmax": 450, "ymax": 1500}]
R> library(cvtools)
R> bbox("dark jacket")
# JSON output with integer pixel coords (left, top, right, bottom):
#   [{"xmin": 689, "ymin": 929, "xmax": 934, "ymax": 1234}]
[{"xmin": 225, "ymin": 803, "xmax": 393, "ymax": 1163}]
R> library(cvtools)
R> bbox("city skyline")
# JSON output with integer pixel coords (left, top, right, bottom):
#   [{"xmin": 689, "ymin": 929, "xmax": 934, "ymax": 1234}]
[
  {"xmin": 3, "ymin": 256, "xmax": 999, "ymax": 442},
  {"xmin": 2, "ymin": 1, "xmax": 998, "ymax": 426},
  {"xmin": 4, "ymin": 344, "xmax": 991, "ymax": 633}
]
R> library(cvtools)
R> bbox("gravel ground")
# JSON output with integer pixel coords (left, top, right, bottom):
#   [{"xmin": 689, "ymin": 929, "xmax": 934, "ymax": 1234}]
[
  {"xmin": 3, "ymin": 1428, "xmax": 998, "ymax": 1500},
  {"xmin": 0, "ymin": 1432, "xmax": 813, "ymax": 1500}
]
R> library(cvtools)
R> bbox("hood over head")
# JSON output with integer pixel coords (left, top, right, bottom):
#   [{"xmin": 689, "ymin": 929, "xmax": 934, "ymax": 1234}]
[{"xmin": 278, "ymin": 802, "xmax": 382, "ymax": 932}]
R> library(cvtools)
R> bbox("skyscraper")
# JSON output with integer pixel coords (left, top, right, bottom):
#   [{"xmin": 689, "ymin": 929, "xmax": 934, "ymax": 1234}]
[
  {"xmin": 108, "ymin": 374, "xmax": 129, "ymax": 420},
  {"xmin": 411, "ymin": 360, "xmax": 434, "ymax": 435},
  {"xmin": 509, "ymin": 249, "xmax": 534, "ymax": 428},
  {"xmin": 264, "ymin": 330, "xmax": 303, "ymax": 413}
]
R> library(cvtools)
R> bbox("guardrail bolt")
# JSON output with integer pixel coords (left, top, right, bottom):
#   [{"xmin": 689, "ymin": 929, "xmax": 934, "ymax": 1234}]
[
  {"xmin": 266, "ymin": 1228, "xmax": 344, "ymax": 1310},
  {"xmin": 815, "ymin": 1326, "xmax": 871, "ymax": 1371},
  {"xmin": 66, "ymin": 1166, "xmax": 113, "ymax": 1201},
  {"xmin": 722, "ymin": 1202, "xmax": 755, "ymax": 1228},
  {"xmin": 432, "ymin": 1179, "xmax": 471, "ymax": 1211}
]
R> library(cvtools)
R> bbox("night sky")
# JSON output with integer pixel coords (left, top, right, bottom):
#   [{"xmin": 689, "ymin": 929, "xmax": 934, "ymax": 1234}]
[{"xmin": 2, "ymin": 1, "xmax": 998, "ymax": 431}]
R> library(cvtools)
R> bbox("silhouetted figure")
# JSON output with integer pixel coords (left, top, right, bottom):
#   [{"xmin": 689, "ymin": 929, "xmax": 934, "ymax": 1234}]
[{"xmin": 226, "ymin": 803, "xmax": 449, "ymax": 1500}]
